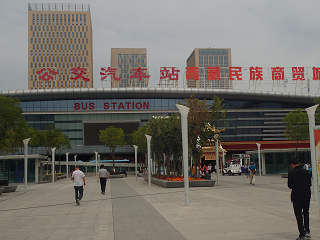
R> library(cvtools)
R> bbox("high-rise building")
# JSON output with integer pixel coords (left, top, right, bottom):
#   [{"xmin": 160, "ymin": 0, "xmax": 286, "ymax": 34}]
[
  {"xmin": 186, "ymin": 48, "xmax": 231, "ymax": 89},
  {"xmin": 110, "ymin": 48, "xmax": 148, "ymax": 88},
  {"xmin": 28, "ymin": 3, "xmax": 93, "ymax": 90}
]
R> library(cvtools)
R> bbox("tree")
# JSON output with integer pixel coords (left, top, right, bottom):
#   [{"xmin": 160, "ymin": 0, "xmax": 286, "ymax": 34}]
[
  {"xmin": 313, "ymin": 97, "xmax": 320, "ymax": 125},
  {"xmin": 182, "ymin": 95, "xmax": 211, "ymax": 176},
  {"xmin": 283, "ymin": 109, "xmax": 309, "ymax": 157},
  {"xmin": 147, "ymin": 115, "xmax": 182, "ymax": 177},
  {"xmin": 210, "ymin": 96, "xmax": 227, "ymax": 129},
  {"xmin": 0, "ymin": 96, "xmax": 28, "ymax": 152},
  {"xmin": 99, "ymin": 126, "xmax": 126, "ymax": 169},
  {"xmin": 42, "ymin": 125, "xmax": 64, "ymax": 157},
  {"xmin": 28, "ymin": 127, "xmax": 45, "ymax": 153},
  {"xmin": 129, "ymin": 124, "xmax": 148, "ymax": 166},
  {"xmin": 56, "ymin": 133, "xmax": 71, "ymax": 172}
]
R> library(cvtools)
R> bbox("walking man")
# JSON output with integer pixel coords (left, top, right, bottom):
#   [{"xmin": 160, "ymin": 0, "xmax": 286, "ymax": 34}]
[
  {"xmin": 72, "ymin": 166, "xmax": 86, "ymax": 206},
  {"xmin": 97, "ymin": 164, "xmax": 109, "ymax": 194},
  {"xmin": 248, "ymin": 162, "xmax": 256, "ymax": 185},
  {"xmin": 288, "ymin": 157, "xmax": 312, "ymax": 240}
]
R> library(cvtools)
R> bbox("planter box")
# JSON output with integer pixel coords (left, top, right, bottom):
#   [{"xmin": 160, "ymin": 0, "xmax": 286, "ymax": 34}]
[
  {"xmin": 0, "ymin": 188, "xmax": 3, "ymax": 195},
  {"xmin": 46, "ymin": 175, "xmax": 58, "ymax": 181},
  {"xmin": 151, "ymin": 178, "xmax": 216, "ymax": 188},
  {"xmin": 10, "ymin": 186, "xmax": 17, "ymax": 192},
  {"xmin": 280, "ymin": 173, "xmax": 288, "ymax": 178}
]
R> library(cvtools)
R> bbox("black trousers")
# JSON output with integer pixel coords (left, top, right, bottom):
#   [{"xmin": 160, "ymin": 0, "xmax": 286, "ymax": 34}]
[
  {"xmin": 74, "ymin": 186, "xmax": 83, "ymax": 202},
  {"xmin": 293, "ymin": 200, "xmax": 310, "ymax": 237},
  {"xmin": 100, "ymin": 177, "xmax": 107, "ymax": 193}
]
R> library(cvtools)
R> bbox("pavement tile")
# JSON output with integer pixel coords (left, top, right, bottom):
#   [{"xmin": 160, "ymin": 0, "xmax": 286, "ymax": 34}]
[{"xmin": 1, "ymin": 174, "xmax": 320, "ymax": 239}]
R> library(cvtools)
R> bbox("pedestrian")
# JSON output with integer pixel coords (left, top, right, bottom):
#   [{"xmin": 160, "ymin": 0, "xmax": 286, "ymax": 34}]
[
  {"xmin": 248, "ymin": 162, "xmax": 256, "ymax": 185},
  {"xmin": 72, "ymin": 166, "xmax": 86, "ymax": 206},
  {"xmin": 288, "ymin": 157, "xmax": 312, "ymax": 240},
  {"xmin": 207, "ymin": 164, "xmax": 212, "ymax": 174},
  {"xmin": 202, "ymin": 164, "xmax": 207, "ymax": 173},
  {"xmin": 303, "ymin": 162, "xmax": 309, "ymax": 171},
  {"xmin": 97, "ymin": 164, "xmax": 109, "ymax": 194},
  {"xmin": 245, "ymin": 164, "xmax": 249, "ymax": 178},
  {"xmin": 191, "ymin": 165, "xmax": 195, "ymax": 178}
]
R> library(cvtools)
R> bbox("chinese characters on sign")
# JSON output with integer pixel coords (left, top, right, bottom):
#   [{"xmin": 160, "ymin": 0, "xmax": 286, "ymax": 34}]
[
  {"xmin": 35, "ymin": 66, "xmax": 320, "ymax": 83},
  {"xmin": 100, "ymin": 67, "xmax": 121, "ymax": 81},
  {"xmin": 36, "ymin": 68, "xmax": 58, "ymax": 81},
  {"xmin": 184, "ymin": 66, "xmax": 320, "ymax": 81},
  {"xmin": 70, "ymin": 67, "xmax": 90, "ymax": 81},
  {"xmin": 160, "ymin": 67, "xmax": 180, "ymax": 80},
  {"xmin": 100, "ymin": 67, "xmax": 151, "ymax": 81}
]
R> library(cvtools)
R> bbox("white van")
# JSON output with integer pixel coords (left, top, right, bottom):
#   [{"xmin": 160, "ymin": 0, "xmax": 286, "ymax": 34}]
[{"xmin": 222, "ymin": 161, "xmax": 242, "ymax": 176}]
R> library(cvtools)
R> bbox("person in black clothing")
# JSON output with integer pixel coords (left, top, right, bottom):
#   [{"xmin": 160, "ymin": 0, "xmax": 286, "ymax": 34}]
[{"xmin": 288, "ymin": 157, "xmax": 312, "ymax": 240}]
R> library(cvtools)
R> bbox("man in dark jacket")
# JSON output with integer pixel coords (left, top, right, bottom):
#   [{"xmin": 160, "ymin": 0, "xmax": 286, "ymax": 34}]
[{"xmin": 288, "ymin": 157, "xmax": 312, "ymax": 240}]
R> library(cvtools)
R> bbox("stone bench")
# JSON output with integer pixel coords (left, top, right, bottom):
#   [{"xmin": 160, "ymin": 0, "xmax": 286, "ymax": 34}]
[
  {"xmin": 1, "ymin": 185, "xmax": 17, "ymax": 193},
  {"xmin": 280, "ymin": 173, "xmax": 288, "ymax": 178},
  {"xmin": 109, "ymin": 174, "xmax": 125, "ymax": 178}
]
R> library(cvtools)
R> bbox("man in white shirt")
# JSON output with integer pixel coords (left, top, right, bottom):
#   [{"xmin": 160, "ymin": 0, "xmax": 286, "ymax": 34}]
[
  {"xmin": 72, "ymin": 166, "xmax": 86, "ymax": 206},
  {"xmin": 97, "ymin": 164, "xmax": 109, "ymax": 194}
]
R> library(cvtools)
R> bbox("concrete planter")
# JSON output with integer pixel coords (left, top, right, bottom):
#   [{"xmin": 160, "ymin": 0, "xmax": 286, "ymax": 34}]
[
  {"xmin": 46, "ymin": 175, "xmax": 58, "ymax": 181},
  {"xmin": 151, "ymin": 178, "xmax": 216, "ymax": 188},
  {"xmin": 0, "ymin": 188, "xmax": 3, "ymax": 195}
]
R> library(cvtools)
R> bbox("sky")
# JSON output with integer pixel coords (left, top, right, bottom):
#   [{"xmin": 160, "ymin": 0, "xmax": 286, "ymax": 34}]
[{"xmin": 1, "ymin": 0, "xmax": 320, "ymax": 93}]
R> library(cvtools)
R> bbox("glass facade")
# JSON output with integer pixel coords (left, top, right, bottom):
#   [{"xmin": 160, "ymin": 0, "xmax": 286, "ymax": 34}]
[
  {"xmin": 250, "ymin": 151, "xmax": 311, "ymax": 174},
  {"xmin": 0, "ymin": 159, "xmax": 35, "ymax": 183},
  {"xmin": 2, "ymin": 88, "xmax": 314, "ymax": 175},
  {"xmin": 21, "ymin": 97, "xmax": 310, "ymax": 144}
]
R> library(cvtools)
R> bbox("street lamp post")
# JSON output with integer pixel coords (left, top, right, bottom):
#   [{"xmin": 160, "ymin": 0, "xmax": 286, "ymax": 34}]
[
  {"xmin": 133, "ymin": 145, "xmax": 138, "ymax": 181},
  {"xmin": 214, "ymin": 134, "xmax": 219, "ymax": 185},
  {"xmin": 176, "ymin": 104, "xmax": 190, "ymax": 206},
  {"xmin": 74, "ymin": 155, "xmax": 77, "ymax": 165},
  {"xmin": 94, "ymin": 151, "xmax": 98, "ymax": 177},
  {"xmin": 23, "ymin": 138, "xmax": 31, "ymax": 193},
  {"xmin": 66, "ymin": 152, "xmax": 69, "ymax": 180},
  {"xmin": 145, "ymin": 135, "xmax": 152, "ymax": 187},
  {"xmin": 51, "ymin": 148, "xmax": 56, "ymax": 183},
  {"xmin": 306, "ymin": 104, "xmax": 319, "ymax": 203},
  {"xmin": 256, "ymin": 143, "xmax": 262, "ymax": 177}
]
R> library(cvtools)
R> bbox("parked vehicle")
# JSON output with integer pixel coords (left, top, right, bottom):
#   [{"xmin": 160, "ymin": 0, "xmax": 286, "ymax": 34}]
[{"xmin": 222, "ymin": 161, "xmax": 242, "ymax": 176}]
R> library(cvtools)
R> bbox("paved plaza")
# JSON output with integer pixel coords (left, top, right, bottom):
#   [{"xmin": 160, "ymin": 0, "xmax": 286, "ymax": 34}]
[{"xmin": 0, "ymin": 174, "xmax": 320, "ymax": 240}]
